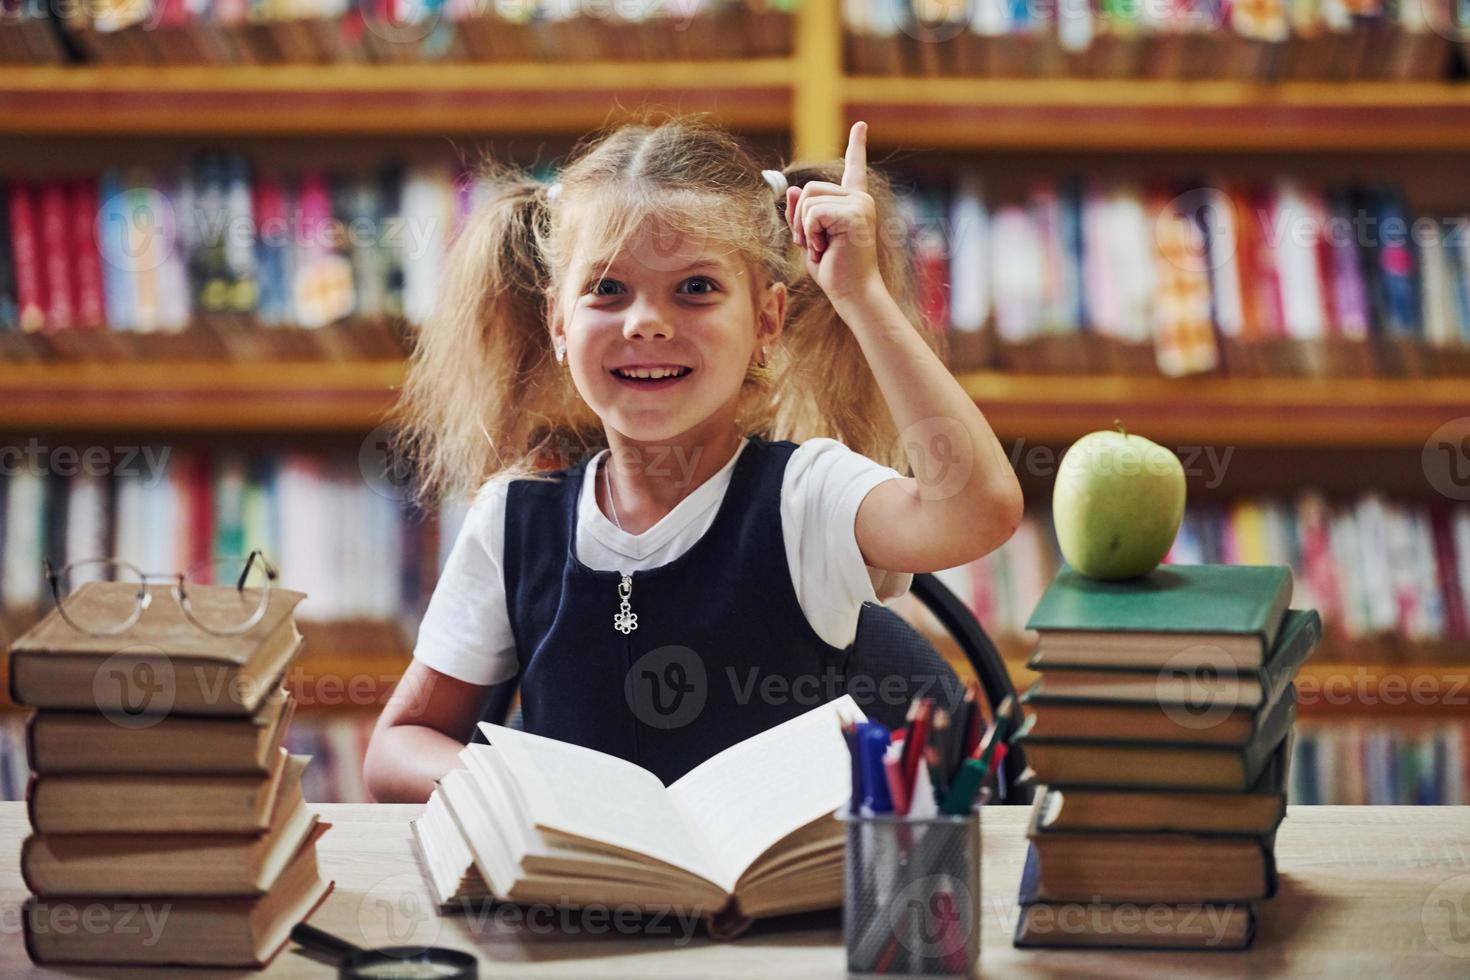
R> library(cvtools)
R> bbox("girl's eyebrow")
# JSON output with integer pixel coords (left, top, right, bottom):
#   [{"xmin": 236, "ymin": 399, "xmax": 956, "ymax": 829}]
[{"xmin": 594, "ymin": 258, "xmax": 731, "ymax": 278}]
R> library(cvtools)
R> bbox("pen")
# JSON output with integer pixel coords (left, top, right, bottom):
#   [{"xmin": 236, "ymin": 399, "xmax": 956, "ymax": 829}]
[
  {"xmin": 857, "ymin": 721, "xmax": 894, "ymax": 815},
  {"xmin": 900, "ymin": 698, "xmax": 932, "ymax": 803}
]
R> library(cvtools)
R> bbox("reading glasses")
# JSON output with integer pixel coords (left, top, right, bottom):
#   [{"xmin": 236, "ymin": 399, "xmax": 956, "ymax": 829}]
[{"xmin": 43, "ymin": 551, "xmax": 279, "ymax": 637}]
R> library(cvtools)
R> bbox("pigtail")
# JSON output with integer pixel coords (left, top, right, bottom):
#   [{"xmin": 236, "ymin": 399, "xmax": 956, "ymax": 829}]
[
  {"xmin": 763, "ymin": 161, "xmax": 939, "ymax": 474},
  {"xmin": 393, "ymin": 166, "xmax": 599, "ymax": 505}
]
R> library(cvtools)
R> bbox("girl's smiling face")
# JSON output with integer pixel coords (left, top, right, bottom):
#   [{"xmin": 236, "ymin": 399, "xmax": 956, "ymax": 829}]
[{"xmin": 552, "ymin": 216, "xmax": 785, "ymax": 444}]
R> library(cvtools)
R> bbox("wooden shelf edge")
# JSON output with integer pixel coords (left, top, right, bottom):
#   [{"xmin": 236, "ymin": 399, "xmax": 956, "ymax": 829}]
[
  {"xmin": 2, "ymin": 361, "xmax": 1467, "ymax": 441},
  {"xmin": 847, "ymin": 78, "xmax": 1470, "ymax": 151},
  {"xmin": 959, "ymin": 371, "xmax": 1470, "ymax": 447},
  {"xmin": 0, "ymin": 61, "xmax": 797, "ymax": 136}
]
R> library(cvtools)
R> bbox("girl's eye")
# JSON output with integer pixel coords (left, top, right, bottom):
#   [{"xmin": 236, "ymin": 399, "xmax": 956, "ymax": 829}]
[
  {"xmin": 680, "ymin": 276, "xmax": 719, "ymax": 296},
  {"xmin": 589, "ymin": 278, "xmax": 624, "ymax": 297}
]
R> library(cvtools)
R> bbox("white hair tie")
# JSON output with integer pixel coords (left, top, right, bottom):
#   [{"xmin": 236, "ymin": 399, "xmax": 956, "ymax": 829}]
[
  {"xmin": 546, "ymin": 182, "xmax": 562, "ymax": 203},
  {"xmin": 762, "ymin": 169, "xmax": 788, "ymax": 196}
]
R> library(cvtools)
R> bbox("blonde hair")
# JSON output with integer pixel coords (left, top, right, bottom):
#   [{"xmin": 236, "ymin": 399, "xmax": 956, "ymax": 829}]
[{"xmin": 394, "ymin": 114, "xmax": 938, "ymax": 504}]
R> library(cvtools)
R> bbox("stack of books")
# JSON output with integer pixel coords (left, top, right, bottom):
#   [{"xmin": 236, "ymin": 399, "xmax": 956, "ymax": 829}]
[
  {"xmin": 6, "ymin": 581, "xmax": 333, "ymax": 967},
  {"xmin": 1010, "ymin": 563, "xmax": 1319, "ymax": 950}
]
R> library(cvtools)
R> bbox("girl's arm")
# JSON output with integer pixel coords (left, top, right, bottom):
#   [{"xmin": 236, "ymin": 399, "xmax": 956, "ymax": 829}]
[
  {"xmin": 786, "ymin": 121, "xmax": 1024, "ymax": 574},
  {"xmin": 362, "ymin": 660, "xmax": 493, "ymax": 803}
]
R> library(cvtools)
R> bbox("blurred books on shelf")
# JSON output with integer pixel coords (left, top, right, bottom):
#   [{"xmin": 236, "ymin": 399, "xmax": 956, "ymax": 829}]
[
  {"xmin": 0, "ymin": 0, "xmax": 796, "ymax": 66},
  {"xmin": 896, "ymin": 173, "xmax": 1470, "ymax": 377},
  {"xmin": 0, "ymin": 446, "xmax": 439, "ymax": 627},
  {"xmin": 894, "ymin": 492, "xmax": 1470, "ymax": 656},
  {"xmin": 1291, "ymin": 720, "xmax": 1468, "ymax": 803},
  {"xmin": 7, "ymin": 158, "xmax": 1470, "ymax": 381},
  {"xmin": 843, "ymin": 0, "xmax": 1466, "ymax": 79},
  {"xmin": 0, "ymin": 156, "xmax": 456, "ymax": 344}
]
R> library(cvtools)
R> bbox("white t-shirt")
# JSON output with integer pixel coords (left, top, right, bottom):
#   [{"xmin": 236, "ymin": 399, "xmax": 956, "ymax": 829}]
[{"xmin": 412, "ymin": 437, "xmax": 912, "ymax": 686}]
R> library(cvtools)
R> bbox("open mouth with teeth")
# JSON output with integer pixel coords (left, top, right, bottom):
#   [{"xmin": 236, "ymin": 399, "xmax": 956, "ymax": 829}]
[{"xmin": 610, "ymin": 366, "xmax": 693, "ymax": 389}]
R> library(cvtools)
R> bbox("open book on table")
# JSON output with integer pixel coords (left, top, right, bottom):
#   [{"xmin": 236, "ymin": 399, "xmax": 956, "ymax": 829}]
[{"xmin": 413, "ymin": 696, "xmax": 865, "ymax": 931}]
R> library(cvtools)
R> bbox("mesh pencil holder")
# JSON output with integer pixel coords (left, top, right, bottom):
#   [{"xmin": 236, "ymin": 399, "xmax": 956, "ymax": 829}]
[{"xmin": 839, "ymin": 807, "xmax": 982, "ymax": 978}]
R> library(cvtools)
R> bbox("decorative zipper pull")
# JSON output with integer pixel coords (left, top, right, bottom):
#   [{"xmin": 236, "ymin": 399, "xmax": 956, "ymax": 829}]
[{"xmin": 613, "ymin": 573, "xmax": 638, "ymax": 634}]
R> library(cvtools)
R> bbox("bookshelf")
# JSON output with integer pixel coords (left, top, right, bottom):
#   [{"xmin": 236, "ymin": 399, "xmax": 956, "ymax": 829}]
[
  {"xmin": 3, "ymin": 0, "xmax": 1469, "ymax": 803},
  {"xmin": 2, "ymin": 362, "xmax": 1467, "ymax": 449}
]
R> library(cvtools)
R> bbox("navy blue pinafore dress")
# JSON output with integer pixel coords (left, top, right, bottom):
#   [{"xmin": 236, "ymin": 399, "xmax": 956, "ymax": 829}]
[{"xmin": 502, "ymin": 436, "xmax": 852, "ymax": 784}]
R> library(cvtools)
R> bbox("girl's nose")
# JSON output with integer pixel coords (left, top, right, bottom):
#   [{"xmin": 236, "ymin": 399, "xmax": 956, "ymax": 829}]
[{"xmin": 623, "ymin": 300, "xmax": 673, "ymax": 341}]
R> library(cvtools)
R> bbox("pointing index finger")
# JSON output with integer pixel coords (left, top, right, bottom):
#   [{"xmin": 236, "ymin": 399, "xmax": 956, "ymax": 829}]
[{"xmin": 841, "ymin": 121, "xmax": 868, "ymax": 193}]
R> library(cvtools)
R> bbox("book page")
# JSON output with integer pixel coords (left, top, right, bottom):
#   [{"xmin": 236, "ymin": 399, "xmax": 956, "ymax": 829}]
[
  {"xmin": 476, "ymin": 723, "xmax": 723, "ymax": 887},
  {"xmin": 668, "ymin": 696, "xmax": 864, "ymax": 890}
]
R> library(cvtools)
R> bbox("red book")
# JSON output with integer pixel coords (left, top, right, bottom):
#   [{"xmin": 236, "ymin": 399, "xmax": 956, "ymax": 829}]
[
  {"xmin": 1230, "ymin": 185, "xmax": 1261, "ymax": 344},
  {"xmin": 186, "ymin": 452, "xmax": 215, "ymax": 577},
  {"xmin": 1250, "ymin": 188, "xmax": 1285, "ymax": 339},
  {"xmin": 69, "ymin": 180, "xmax": 106, "ymax": 330},
  {"xmin": 1430, "ymin": 508, "xmax": 1467, "ymax": 642},
  {"xmin": 7, "ymin": 181, "xmax": 45, "ymax": 332},
  {"xmin": 38, "ymin": 181, "xmax": 74, "ymax": 332}
]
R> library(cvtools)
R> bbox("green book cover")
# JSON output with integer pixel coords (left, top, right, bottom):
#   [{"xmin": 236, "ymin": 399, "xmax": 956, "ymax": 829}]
[{"xmin": 1025, "ymin": 563, "xmax": 1293, "ymax": 639}]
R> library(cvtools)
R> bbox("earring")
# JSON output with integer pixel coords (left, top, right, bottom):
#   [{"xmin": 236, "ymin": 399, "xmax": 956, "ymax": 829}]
[
  {"xmin": 758, "ymin": 345, "xmax": 769, "ymax": 368},
  {"xmin": 554, "ymin": 342, "xmax": 566, "ymax": 364}
]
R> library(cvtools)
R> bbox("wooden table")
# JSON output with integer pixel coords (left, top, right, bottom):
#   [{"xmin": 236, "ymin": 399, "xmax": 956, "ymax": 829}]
[{"xmin": 3, "ymin": 802, "xmax": 1469, "ymax": 977}]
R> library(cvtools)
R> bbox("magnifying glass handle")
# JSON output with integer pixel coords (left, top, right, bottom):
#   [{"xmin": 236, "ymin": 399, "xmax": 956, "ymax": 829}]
[{"xmin": 291, "ymin": 922, "xmax": 365, "ymax": 961}]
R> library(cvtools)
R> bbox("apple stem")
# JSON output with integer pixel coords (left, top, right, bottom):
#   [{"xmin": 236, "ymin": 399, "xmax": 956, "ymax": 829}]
[{"xmin": 1114, "ymin": 419, "xmax": 1128, "ymax": 438}]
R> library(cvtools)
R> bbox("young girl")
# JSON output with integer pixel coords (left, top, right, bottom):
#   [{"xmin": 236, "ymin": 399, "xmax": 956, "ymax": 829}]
[{"xmin": 363, "ymin": 118, "xmax": 1023, "ymax": 803}]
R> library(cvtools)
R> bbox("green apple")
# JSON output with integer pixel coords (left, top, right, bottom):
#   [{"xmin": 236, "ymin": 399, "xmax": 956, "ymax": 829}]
[{"xmin": 1053, "ymin": 423, "xmax": 1186, "ymax": 580}]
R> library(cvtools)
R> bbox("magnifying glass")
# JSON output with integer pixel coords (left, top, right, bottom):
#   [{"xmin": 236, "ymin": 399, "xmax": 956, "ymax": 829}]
[{"xmin": 290, "ymin": 923, "xmax": 478, "ymax": 979}]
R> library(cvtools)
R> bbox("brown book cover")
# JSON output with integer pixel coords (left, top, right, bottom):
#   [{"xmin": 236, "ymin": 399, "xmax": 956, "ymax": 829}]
[
  {"xmin": 9, "ymin": 581, "xmax": 305, "ymax": 716},
  {"xmin": 23, "ymin": 823, "xmax": 334, "ymax": 968}
]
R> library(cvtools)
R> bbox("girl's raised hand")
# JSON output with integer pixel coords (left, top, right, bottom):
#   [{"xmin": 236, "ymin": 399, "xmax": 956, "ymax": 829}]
[{"xmin": 785, "ymin": 121, "xmax": 887, "ymax": 312}]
